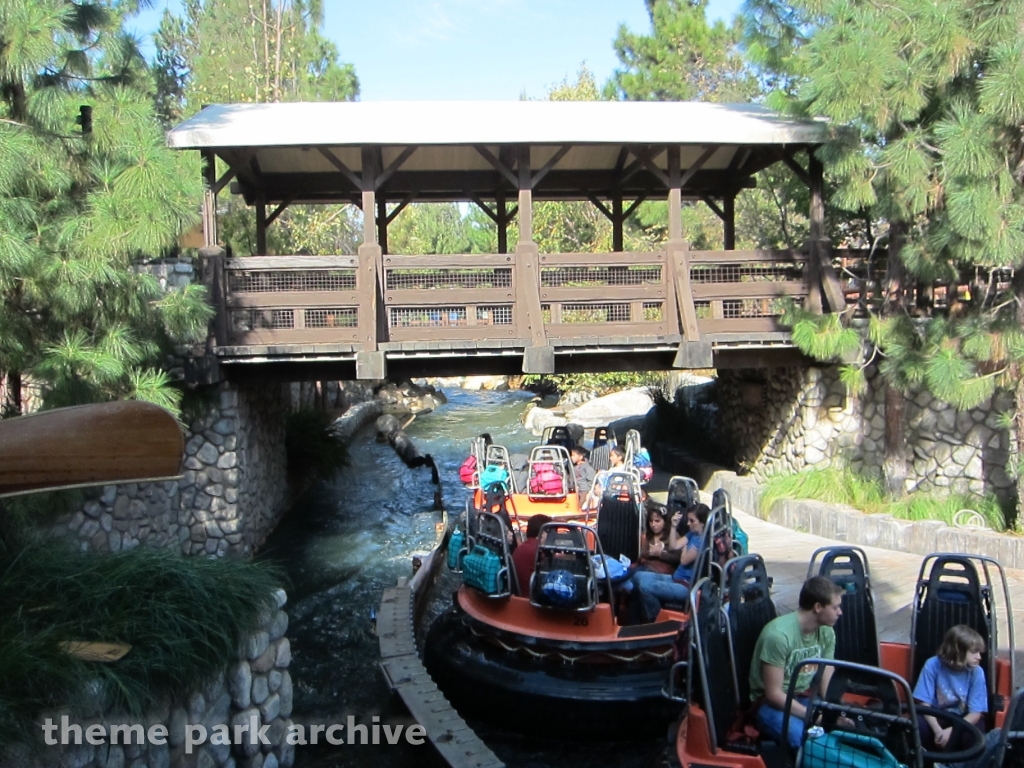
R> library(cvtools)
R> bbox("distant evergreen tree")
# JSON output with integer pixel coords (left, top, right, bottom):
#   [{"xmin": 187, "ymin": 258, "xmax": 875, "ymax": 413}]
[
  {"xmin": 152, "ymin": 0, "xmax": 361, "ymax": 257},
  {"xmin": 0, "ymin": 0, "xmax": 210, "ymax": 417}
]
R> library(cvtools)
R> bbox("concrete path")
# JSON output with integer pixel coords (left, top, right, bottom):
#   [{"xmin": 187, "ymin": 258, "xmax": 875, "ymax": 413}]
[{"xmin": 725, "ymin": 501, "xmax": 1024, "ymax": 688}]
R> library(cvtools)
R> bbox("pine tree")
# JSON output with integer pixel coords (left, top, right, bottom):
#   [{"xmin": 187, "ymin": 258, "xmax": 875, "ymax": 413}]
[
  {"xmin": 0, "ymin": 0, "xmax": 210, "ymax": 417},
  {"xmin": 152, "ymin": 0, "xmax": 361, "ymax": 257},
  {"xmin": 752, "ymin": 0, "xmax": 1024, "ymax": 507}
]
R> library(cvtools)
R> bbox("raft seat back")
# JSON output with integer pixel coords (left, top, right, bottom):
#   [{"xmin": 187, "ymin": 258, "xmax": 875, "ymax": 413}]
[
  {"xmin": 725, "ymin": 554, "xmax": 777, "ymax": 706},
  {"xmin": 483, "ymin": 444, "xmax": 517, "ymax": 493},
  {"xmin": 527, "ymin": 445, "xmax": 576, "ymax": 499},
  {"xmin": 463, "ymin": 510, "xmax": 514, "ymax": 598},
  {"xmin": 529, "ymin": 522, "xmax": 597, "ymax": 612},
  {"xmin": 691, "ymin": 576, "xmax": 737, "ymax": 753},
  {"xmin": 544, "ymin": 425, "xmax": 575, "ymax": 451},
  {"xmin": 666, "ymin": 476, "xmax": 699, "ymax": 517},
  {"xmin": 994, "ymin": 687, "xmax": 1024, "ymax": 768},
  {"xmin": 595, "ymin": 472, "xmax": 643, "ymax": 562},
  {"xmin": 810, "ymin": 546, "xmax": 879, "ymax": 668},
  {"xmin": 592, "ymin": 426, "xmax": 611, "ymax": 450},
  {"xmin": 694, "ymin": 506, "xmax": 735, "ymax": 585},
  {"xmin": 711, "ymin": 488, "xmax": 731, "ymax": 517},
  {"xmin": 790, "ymin": 660, "xmax": 920, "ymax": 768},
  {"xmin": 623, "ymin": 429, "xmax": 642, "ymax": 468},
  {"xmin": 911, "ymin": 555, "xmax": 993, "ymax": 702}
]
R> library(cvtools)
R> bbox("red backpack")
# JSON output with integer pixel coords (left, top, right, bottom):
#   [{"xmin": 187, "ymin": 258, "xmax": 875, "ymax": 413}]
[{"xmin": 459, "ymin": 455, "xmax": 477, "ymax": 485}]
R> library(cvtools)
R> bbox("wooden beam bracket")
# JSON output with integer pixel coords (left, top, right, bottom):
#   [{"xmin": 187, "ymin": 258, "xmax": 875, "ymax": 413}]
[
  {"xmin": 473, "ymin": 145, "xmax": 518, "ymax": 188},
  {"xmin": 376, "ymin": 146, "xmax": 418, "ymax": 189},
  {"xmin": 317, "ymin": 147, "xmax": 363, "ymax": 189},
  {"xmin": 531, "ymin": 145, "xmax": 572, "ymax": 188}
]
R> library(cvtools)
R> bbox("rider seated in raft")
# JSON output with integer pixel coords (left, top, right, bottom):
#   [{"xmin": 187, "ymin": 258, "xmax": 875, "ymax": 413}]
[
  {"xmin": 629, "ymin": 503, "xmax": 709, "ymax": 623},
  {"xmin": 512, "ymin": 514, "xmax": 552, "ymax": 596},
  {"xmin": 582, "ymin": 446, "xmax": 626, "ymax": 512},
  {"xmin": 749, "ymin": 575, "xmax": 844, "ymax": 748}
]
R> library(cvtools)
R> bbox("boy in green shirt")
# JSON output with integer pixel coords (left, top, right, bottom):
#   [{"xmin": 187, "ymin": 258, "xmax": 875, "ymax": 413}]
[{"xmin": 749, "ymin": 575, "xmax": 844, "ymax": 748}]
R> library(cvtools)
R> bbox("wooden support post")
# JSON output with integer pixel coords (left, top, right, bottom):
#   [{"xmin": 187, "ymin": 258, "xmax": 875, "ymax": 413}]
[
  {"xmin": 517, "ymin": 145, "xmax": 532, "ymax": 245},
  {"xmin": 513, "ymin": 145, "xmax": 550, "ymax": 372},
  {"xmin": 377, "ymin": 196, "xmax": 388, "ymax": 255},
  {"xmin": 806, "ymin": 150, "xmax": 845, "ymax": 313},
  {"xmin": 201, "ymin": 150, "xmax": 218, "ymax": 248},
  {"xmin": 613, "ymin": 193, "xmax": 623, "ymax": 252},
  {"xmin": 255, "ymin": 195, "xmax": 267, "ymax": 256},
  {"xmin": 667, "ymin": 146, "xmax": 682, "ymax": 241},
  {"xmin": 199, "ymin": 246, "xmax": 228, "ymax": 347},
  {"xmin": 723, "ymin": 193, "xmax": 736, "ymax": 251},
  {"xmin": 809, "ymin": 152, "xmax": 824, "ymax": 243},
  {"xmin": 497, "ymin": 189, "xmax": 508, "ymax": 254}
]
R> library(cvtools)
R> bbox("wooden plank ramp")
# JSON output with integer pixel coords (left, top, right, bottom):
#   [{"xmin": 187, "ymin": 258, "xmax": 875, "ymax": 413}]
[{"xmin": 377, "ymin": 585, "xmax": 504, "ymax": 768}]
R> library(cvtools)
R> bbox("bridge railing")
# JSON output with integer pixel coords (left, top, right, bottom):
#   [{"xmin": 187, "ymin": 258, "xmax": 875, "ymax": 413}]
[
  {"xmin": 211, "ymin": 247, "xmax": 861, "ymax": 351},
  {"xmin": 221, "ymin": 256, "xmax": 364, "ymax": 346},
  {"xmin": 537, "ymin": 251, "xmax": 675, "ymax": 341},
  {"xmin": 687, "ymin": 249, "xmax": 810, "ymax": 337},
  {"xmin": 381, "ymin": 253, "xmax": 519, "ymax": 343}
]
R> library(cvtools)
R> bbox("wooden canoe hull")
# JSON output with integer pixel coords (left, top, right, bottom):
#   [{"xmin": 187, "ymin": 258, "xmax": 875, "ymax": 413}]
[{"xmin": 0, "ymin": 401, "xmax": 183, "ymax": 497}]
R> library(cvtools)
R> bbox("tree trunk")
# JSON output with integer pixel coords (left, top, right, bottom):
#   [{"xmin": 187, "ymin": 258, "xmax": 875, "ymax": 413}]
[
  {"xmin": 1013, "ymin": 268, "xmax": 1024, "ymax": 526},
  {"xmin": 882, "ymin": 220, "xmax": 910, "ymax": 498},
  {"xmin": 2, "ymin": 370, "xmax": 22, "ymax": 417}
]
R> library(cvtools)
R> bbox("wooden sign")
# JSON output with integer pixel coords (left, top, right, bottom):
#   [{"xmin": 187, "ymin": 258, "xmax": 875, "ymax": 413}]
[{"xmin": 0, "ymin": 401, "xmax": 184, "ymax": 498}]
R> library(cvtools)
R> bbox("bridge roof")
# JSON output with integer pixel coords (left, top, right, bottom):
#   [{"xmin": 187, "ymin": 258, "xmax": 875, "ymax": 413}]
[
  {"xmin": 167, "ymin": 101, "xmax": 829, "ymax": 204},
  {"xmin": 168, "ymin": 101, "xmax": 827, "ymax": 148}
]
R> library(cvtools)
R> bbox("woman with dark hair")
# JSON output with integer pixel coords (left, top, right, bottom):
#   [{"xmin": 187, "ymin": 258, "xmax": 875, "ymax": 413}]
[
  {"xmin": 637, "ymin": 504, "xmax": 680, "ymax": 575},
  {"xmin": 630, "ymin": 503, "xmax": 710, "ymax": 623}
]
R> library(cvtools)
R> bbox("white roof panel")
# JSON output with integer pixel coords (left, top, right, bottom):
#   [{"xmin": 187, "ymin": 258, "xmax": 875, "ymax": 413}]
[{"xmin": 166, "ymin": 101, "xmax": 828, "ymax": 149}]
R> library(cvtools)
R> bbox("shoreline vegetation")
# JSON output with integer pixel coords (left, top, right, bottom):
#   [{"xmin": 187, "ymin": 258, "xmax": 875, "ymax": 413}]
[{"xmin": 758, "ymin": 467, "xmax": 1011, "ymax": 533}]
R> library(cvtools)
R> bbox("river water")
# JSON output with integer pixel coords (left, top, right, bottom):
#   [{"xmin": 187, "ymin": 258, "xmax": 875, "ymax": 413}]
[{"xmin": 262, "ymin": 388, "xmax": 667, "ymax": 768}]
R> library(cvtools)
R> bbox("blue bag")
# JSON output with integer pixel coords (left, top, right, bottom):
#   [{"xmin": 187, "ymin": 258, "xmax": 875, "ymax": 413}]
[
  {"xmin": 539, "ymin": 569, "xmax": 578, "ymax": 607},
  {"xmin": 801, "ymin": 731, "xmax": 906, "ymax": 768},
  {"xmin": 479, "ymin": 464, "xmax": 510, "ymax": 491},
  {"xmin": 731, "ymin": 518, "xmax": 749, "ymax": 556},
  {"xmin": 447, "ymin": 529, "xmax": 465, "ymax": 571},
  {"xmin": 462, "ymin": 545, "xmax": 505, "ymax": 595}
]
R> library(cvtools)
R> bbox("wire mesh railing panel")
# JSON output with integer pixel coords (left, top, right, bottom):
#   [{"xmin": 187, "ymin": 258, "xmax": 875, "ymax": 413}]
[
  {"xmin": 385, "ymin": 268, "xmax": 512, "ymax": 291},
  {"xmin": 558, "ymin": 303, "xmax": 633, "ymax": 323},
  {"xmin": 230, "ymin": 308, "xmax": 295, "ymax": 331},
  {"xmin": 476, "ymin": 305, "xmax": 513, "ymax": 325},
  {"xmin": 228, "ymin": 269, "xmax": 356, "ymax": 293},
  {"xmin": 721, "ymin": 298, "xmax": 798, "ymax": 319},
  {"xmin": 695, "ymin": 301, "xmax": 711, "ymax": 320},
  {"xmin": 304, "ymin": 308, "xmax": 358, "ymax": 328},
  {"xmin": 689, "ymin": 263, "xmax": 804, "ymax": 284},
  {"xmin": 642, "ymin": 302, "xmax": 664, "ymax": 321},
  {"xmin": 388, "ymin": 306, "xmax": 469, "ymax": 328},
  {"xmin": 540, "ymin": 265, "xmax": 662, "ymax": 287}
]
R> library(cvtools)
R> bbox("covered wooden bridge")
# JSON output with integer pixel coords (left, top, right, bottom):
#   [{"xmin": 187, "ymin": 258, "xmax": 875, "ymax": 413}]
[{"xmin": 167, "ymin": 100, "xmax": 848, "ymax": 381}]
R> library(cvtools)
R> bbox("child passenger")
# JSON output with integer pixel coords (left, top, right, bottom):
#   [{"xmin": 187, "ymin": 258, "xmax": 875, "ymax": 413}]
[{"xmin": 913, "ymin": 624, "xmax": 988, "ymax": 752}]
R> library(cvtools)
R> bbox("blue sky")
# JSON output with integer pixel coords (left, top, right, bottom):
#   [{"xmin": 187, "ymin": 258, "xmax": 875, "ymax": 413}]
[{"xmin": 130, "ymin": 0, "xmax": 745, "ymax": 101}]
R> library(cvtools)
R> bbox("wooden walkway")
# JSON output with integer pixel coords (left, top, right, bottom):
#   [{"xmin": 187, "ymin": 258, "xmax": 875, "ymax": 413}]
[{"xmin": 377, "ymin": 585, "xmax": 504, "ymax": 768}]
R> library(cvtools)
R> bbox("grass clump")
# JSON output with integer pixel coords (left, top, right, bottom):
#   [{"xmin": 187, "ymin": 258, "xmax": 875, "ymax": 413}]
[
  {"xmin": 759, "ymin": 467, "xmax": 1007, "ymax": 531},
  {"xmin": 0, "ymin": 537, "xmax": 283, "ymax": 745}
]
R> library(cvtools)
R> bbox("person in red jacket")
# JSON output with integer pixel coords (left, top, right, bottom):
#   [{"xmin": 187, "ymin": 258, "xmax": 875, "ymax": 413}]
[{"xmin": 513, "ymin": 514, "xmax": 552, "ymax": 596}]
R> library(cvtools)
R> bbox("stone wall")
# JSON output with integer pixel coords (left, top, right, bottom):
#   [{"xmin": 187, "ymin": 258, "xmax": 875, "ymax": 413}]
[
  {"xmin": 717, "ymin": 365, "xmax": 1015, "ymax": 501},
  {"xmin": 4, "ymin": 590, "xmax": 294, "ymax": 768},
  {"xmin": 61, "ymin": 382, "xmax": 289, "ymax": 558}
]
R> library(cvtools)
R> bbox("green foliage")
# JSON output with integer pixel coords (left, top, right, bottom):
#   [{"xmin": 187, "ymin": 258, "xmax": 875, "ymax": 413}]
[
  {"xmin": 759, "ymin": 467, "xmax": 1007, "ymax": 530},
  {"xmin": 521, "ymin": 372, "xmax": 667, "ymax": 397},
  {"xmin": 153, "ymin": 0, "xmax": 360, "ymax": 258},
  {"xmin": 285, "ymin": 408, "xmax": 349, "ymax": 484},
  {"xmin": 606, "ymin": 0, "xmax": 755, "ymax": 102},
  {"xmin": 0, "ymin": 1, "xmax": 209, "ymax": 417},
  {"xmin": 0, "ymin": 538, "xmax": 282, "ymax": 745}
]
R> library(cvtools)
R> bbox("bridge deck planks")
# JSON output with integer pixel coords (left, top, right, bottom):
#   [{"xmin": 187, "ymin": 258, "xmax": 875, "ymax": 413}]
[{"xmin": 377, "ymin": 586, "xmax": 504, "ymax": 768}]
